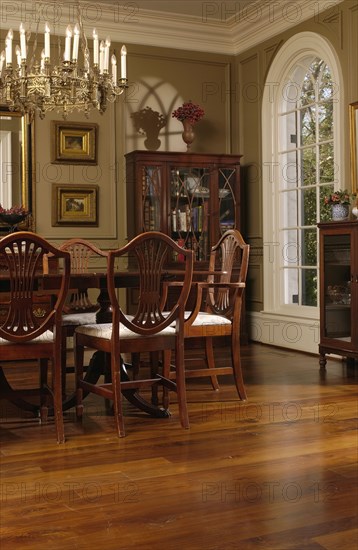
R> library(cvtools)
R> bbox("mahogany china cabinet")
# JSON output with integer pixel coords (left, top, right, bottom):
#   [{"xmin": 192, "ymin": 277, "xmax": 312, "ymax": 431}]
[
  {"xmin": 125, "ymin": 150, "xmax": 242, "ymax": 264},
  {"xmin": 318, "ymin": 220, "xmax": 358, "ymax": 367}
]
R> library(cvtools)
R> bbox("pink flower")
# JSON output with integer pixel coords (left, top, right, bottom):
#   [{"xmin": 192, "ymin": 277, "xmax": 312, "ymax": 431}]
[{"xmin": 323, "ymin": 190, "xmax": 354, "ymax": 205}]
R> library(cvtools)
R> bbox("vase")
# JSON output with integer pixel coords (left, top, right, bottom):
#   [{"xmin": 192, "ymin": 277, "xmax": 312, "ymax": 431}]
[
  {"xmin": 331, "ymin": 203, "xmax": 349, "ymax": 221},
  {"xmin": 181, "ymin": 119, "xmax": 195, "ymax": 151},
  {"xmin": 352, "ymin": 206, "xmax": 358, "ymax": 220},
  {"xmin": 0, "ymin": 213, "xmax": 27, "ymax": 233}
]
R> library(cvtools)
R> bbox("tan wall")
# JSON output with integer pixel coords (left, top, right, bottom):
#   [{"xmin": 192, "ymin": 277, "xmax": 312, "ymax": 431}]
[{"xmin": 236, "ymin": 0, "xmax": 358, "ymax": 313}]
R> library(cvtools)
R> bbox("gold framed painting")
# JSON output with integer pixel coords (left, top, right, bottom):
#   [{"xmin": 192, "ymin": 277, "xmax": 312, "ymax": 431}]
[
  {"xmin": 52, "ymin": 121, "xmax": 98, "ymax": 164},
  {"xmin": 52, "ymin": 184, "xmax": 99, "ymax": 226},
  {"xmin": 349, "ymin": 101, "xmax": 358, "ymax": 193}
]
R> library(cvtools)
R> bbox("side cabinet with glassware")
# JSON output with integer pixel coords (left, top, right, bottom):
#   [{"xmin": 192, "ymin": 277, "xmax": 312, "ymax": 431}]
[{"xmin": 318, "ymin": 220, "xmax": 358, "ymax": 367}]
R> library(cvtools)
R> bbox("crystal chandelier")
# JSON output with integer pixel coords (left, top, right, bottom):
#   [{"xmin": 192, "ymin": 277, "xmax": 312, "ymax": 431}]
[{"xmin": 0, "ymin": 4, "xmax": 128, "ymax": 120}]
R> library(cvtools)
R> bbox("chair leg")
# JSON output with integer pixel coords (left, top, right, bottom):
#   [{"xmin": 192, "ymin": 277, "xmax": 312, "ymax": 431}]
[
  {"xmin": 231, "ymin": 332, "xmax": 247, "ymax": 401},
  {"xmin": 39, "ymin": 358, "xmax": 48, "ymax": 423},
  {"xmin": 150, "ymin": 351, "xmax": 160, "ymax": 406},
  {"xmin": 175, "ymin": 342, "xmax": 189, "ymax": 429},
  {"xmin": 205, "ymin": 336, "xmax": 220, "ymax": 391},
  {"xmin": 103, "ymin": 352, "xmax": 113, "ymax": 414},
  {"xmin": 162, "ymin": 349, "xmax": 172, "ymax": 410},
  {"xmin": 52, "ymin": 357, "xmax": 65, "ymax": 444},
  {"xmin": 61, "ymin": 329, "xmax": 68, "ymax": 397},
  {"xmin": 75, "ymin": 340, "xmax": 84, "ymax": 420},
  {"xmin": 131, "ymin": 352, "xmax": 140, "ymax": 378},
  {"xmin": 111, "ymin": 355, "xmax": 125, "ymax": 437}
]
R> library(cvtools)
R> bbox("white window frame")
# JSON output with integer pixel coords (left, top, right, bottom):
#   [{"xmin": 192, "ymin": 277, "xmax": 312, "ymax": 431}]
[{"xmin": 262, "ymin": 31, "xmax": 344, "ymax": 323}]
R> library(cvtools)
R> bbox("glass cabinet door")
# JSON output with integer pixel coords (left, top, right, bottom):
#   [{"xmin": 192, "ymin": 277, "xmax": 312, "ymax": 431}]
[
  {"xmin": 322, "ymin": 233, "xmax": 351, "ymax": 342},
  {"xmin": 169, "ymin": 165, "xmax": 237, "ymax": 262},
  {"xmin": 141, "ymin": 165, "xmax": 162, "ymax": 231},
  {"xmin": 218, "ymin": 167, "xmax": 236, "ymax": 234},
  {"xmin": 169, "ymin": 166, "xmax": 210, "ymax": 261}
]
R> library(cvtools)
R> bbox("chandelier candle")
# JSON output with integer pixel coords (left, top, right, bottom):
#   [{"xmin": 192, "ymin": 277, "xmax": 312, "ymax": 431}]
[
  {"xmin": 15, "ymin": 46, "xmax": 21, "ymax": 67},
  {"xmin": 111, "ymin": 55, "xmax": 117, "ymax": 86},
  {"xmin": 44, "ymin": 23, "xmax": 51, "ymax": 59},
  {"xmin": 121, "ymin": 46, "xmax": 127, "ymax": 79},
  {"xmin": 5, "ymin": 30, "xmax": 13, "ymax": 64},
  {"xmin": 19, "ymin": 23, "xmax": 26, "ymax": 60},
  {"xmin": 93, "ymin": 29, "xmax": 99, "ymax": 65},
  {"xmin": 72, "ymin": 25, "xmax": 80, "ymax": 62},
  {"xmin": 104, "ymin": 38, "xmax": 111, "ymax": 73}
]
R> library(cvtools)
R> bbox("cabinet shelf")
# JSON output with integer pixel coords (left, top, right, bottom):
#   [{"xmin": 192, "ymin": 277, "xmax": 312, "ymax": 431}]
[{"xmin": 325, "ymin": 303, "xmax": 351, "ymax": 310}]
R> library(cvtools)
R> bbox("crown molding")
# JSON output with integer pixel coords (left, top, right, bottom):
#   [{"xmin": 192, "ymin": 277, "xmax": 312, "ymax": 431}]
[
  {"xmin": 231, "ymin": 0, "xmax": 346, "ymax": 55},
  {"xmin": 0, "ymin": 0, "xmax": 346, "ymax": 55}
]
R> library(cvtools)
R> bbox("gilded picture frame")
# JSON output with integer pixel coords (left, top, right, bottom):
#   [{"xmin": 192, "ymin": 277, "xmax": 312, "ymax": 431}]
[
  {"xmin": 52, "ymin": 184, "xmax": 98, "ymax": 226},
  {"xmin": 349, "ymin": 101, "xmax": 358, "ymax": 193},
  {"xmin": 52, "ymin": 121, "xmax": 98, "ymax": 164}
]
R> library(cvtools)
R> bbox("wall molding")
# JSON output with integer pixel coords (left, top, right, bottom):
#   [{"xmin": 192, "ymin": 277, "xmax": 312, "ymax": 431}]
[{"xmin": 248, "ymin": 311, "xmax": 320, "ymax": 355}]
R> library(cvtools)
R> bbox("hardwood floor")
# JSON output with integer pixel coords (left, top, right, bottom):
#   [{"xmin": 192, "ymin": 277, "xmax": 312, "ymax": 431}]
[{"xmin": 1, "ymin": 344, "xmax": 357, "ymax": 550}]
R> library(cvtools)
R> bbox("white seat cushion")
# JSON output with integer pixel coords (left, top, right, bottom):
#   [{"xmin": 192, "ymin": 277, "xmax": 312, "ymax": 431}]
[
  {"xmin": 188, "ymin": 312, "xmax": 231, "ymax": 326},
  {"xmin": 75, "ymin": 322, "xmax": 176, "ymax": 340},
  {"xmin": 62, "ymin": 312, "xmax": 98, "ymax": 326},
  {"xmin": 0, "ymin": 330, "xmax": 55, "ymax": 345},
  {"xmin": 163, "ymin": 311, "xmax": 231, "ymax": 326}
]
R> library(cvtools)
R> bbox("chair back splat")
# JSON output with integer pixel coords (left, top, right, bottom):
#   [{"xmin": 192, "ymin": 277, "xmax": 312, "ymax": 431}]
[{"xmin": 57, "ymin": 238, "xmax": 109, "ymax": 314}]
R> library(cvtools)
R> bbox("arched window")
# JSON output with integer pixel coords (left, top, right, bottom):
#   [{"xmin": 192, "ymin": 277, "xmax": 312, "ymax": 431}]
[{"xmin": 262, "ymin": 32, "xmax": 343, "ymax": 331}]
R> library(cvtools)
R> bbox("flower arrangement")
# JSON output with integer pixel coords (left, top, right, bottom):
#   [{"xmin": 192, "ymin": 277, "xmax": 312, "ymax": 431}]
[
  {"xmin": 172, "ymin": 100, "xmax": 205, "ymax": 125},
  {"xmin": 0, "ymin": 204, "xmax": 29, "ymax": 216},
  {"xmin": 323, "ymin": 190, "xmax": 355, "ymax": 205}
]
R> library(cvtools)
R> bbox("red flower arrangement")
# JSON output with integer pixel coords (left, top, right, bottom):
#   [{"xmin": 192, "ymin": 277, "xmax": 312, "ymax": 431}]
[
  {"xmin": 0, "ymin": 204, "xmax": 29, "ymax": 216},
  {"xmin": 172, "ymin": 100, "xmax": 205, "ymax": 125}
]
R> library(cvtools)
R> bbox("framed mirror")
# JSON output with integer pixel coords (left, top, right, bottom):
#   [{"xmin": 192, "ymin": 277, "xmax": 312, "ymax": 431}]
[
  {"xmin": 0, "ymin": 108, "xmax": 35, "ymax": 232},
  {"xmin": 349, "ymin": 101, "xmax": 358, "ymax": 193}
]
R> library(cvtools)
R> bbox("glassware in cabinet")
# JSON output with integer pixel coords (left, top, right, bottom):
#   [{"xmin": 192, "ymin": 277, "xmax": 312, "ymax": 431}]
[
  {"xmin": 142, "ymin": 165, "xmax": 161, "ymax": 231},
  {"xmin": 169, "ymin": 167, "xmax": 210, "ymax": 262}
]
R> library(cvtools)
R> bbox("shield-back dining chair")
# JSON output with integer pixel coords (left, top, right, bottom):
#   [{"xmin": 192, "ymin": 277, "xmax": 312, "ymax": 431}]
[
  {"xmin": 0, "ymin": 231, "xmax": 71, "ymax": 443},
  {"xmin": 74, "ymin": 231, "xmax": 194, "ymax": 438},
  {"xmin": 44, "ymin": 238, "xmax": 109, "ymax": 396},
  {"xmin": 163, "ymin": 229, "xmax": 249, "ymax": 401}
]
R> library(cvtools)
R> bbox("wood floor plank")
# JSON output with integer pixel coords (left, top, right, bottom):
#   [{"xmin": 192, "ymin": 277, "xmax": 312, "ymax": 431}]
[{"xmin": 1, "ymin": 344, "xmax": 357, "ymax": 549}]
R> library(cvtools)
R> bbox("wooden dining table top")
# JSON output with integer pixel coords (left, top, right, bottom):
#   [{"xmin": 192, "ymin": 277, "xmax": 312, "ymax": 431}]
[{"xmin": 0, "ymin": 267, "xmax": 224, "ymax": 291}]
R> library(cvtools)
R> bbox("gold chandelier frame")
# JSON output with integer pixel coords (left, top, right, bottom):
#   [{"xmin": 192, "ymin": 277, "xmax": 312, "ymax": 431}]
[{"xmin": 0, "ymin": 4, "xmax": 128, "ymax": 119}]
